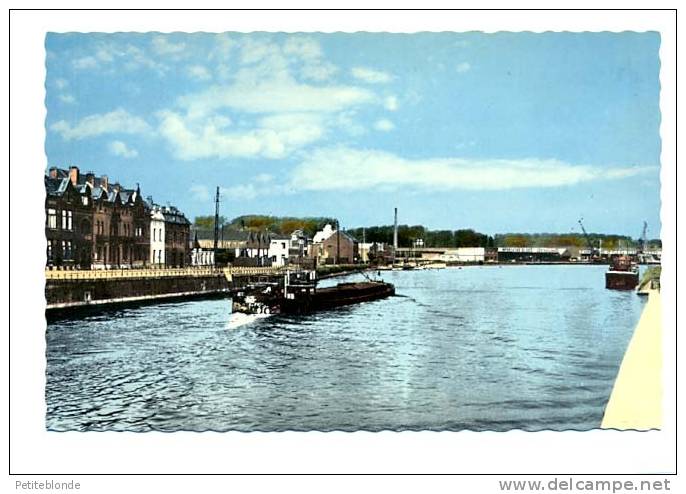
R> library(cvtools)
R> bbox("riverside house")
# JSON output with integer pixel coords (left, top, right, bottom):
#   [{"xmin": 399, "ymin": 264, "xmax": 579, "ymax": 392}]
[
  {"xmin": 45, "ymin": 166, "xmax": 189, "ymax": 269},
  {"xmin": 311, "ymin": 224, "xmax": 359, "ymax": 265}
]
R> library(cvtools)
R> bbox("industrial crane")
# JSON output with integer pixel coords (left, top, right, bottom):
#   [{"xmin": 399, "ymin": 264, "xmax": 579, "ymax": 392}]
[{"xmin": 578, "ymin": 218, "xmax": 599, "ymax": 261}]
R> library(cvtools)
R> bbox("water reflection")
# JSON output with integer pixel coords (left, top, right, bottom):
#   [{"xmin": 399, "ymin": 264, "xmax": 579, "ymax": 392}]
[{"xmin": 46, "ymin": 265, "xmax": 645, "ymax": 431}]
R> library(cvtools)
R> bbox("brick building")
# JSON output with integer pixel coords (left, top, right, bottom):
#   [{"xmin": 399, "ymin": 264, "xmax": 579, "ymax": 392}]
[
  {"xmin": 45, "ymin": 166, "xmax": 185, "ymax": 269},
  {"xmin": 311, "ymin": 225, "xmax": 359, "ymax": 264},
  {"xmin": 45, "ymin": 169, "xmax": 92, "ymax": 268},
  {"xmin": 161, "ymin": 206, "xmax": 191, "ymax": 268}
]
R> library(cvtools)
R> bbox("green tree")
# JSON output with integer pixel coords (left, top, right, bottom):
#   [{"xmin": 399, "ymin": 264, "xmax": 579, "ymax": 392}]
[{"xmin": 194, "ymin": 215, "xmax": 226, "ymax": 229}]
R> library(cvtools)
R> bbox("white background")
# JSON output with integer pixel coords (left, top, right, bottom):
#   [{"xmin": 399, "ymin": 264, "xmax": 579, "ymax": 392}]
[{"xmin": 5, "ymin": 5, "xmax": 679, "ymax": 493}]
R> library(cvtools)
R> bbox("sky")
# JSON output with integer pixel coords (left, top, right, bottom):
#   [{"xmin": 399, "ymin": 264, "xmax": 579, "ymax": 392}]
[{"xmin": 45, "ymin": 32, "xmax": 662, "ymax": 237}]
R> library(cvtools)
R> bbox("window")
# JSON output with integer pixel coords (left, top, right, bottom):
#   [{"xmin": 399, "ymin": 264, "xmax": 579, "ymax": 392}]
[
  {"xmin": 61, "ymin": 210, "xmax": 73, "ymax": 230},
  {"xmin": 47, "ymin": 241, "xmax": 53, "ymax": 260},
  {"xmin": 62, "ymin": 240, "xmax": 72, "ymax": 260},
  {"xmin": 82, "ymin": 196, "xmax": 89, "ymax": 206},
  {"xmin": 47, "ymin": 208, "xmax": 57, "ymax": 229}
]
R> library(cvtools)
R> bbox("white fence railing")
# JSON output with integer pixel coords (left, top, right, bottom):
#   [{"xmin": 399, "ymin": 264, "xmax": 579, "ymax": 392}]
[{"xmin": 45, "ymin": 266, "xmax": 284, "ymax": 280}]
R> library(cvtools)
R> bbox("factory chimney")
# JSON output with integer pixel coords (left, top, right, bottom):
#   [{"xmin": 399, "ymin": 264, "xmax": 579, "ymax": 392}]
[{"xmin": 393, "ymin": 207, "xmax": 398, "ymax": 249}]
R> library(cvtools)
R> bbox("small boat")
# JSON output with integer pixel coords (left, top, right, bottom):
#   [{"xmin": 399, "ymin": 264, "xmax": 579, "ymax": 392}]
[{"xmin": 605, "ymin": 256, "xmax": 639, "ymax": 290}]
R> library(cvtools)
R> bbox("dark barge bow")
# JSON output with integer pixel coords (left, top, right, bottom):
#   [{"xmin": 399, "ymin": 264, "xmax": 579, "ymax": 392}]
[{"xmin": 605, "ymin": 256, "xmax": 639, "ymax": 290}]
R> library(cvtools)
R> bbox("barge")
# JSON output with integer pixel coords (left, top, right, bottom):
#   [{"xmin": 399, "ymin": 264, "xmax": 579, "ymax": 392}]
[
  {"xmin": 231, "ymin": 270, "xmax": 395, "ymax": 315},
  {"xmin": 605, "ymin": 256, "xmax": 639, "ymax": 290}
]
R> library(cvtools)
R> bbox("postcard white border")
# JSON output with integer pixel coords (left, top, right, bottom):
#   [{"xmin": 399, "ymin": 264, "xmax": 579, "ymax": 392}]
[{"xmin": 7, "ymin": 6, "xmax": 677, "ymax": 485}]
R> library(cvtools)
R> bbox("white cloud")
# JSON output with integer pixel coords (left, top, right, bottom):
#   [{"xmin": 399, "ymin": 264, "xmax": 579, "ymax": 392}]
[
  {"xmin": 456, "ymin": 62, "xmax": 471, "ymax": 73},
  {"xmin": 95, "ymin": 47, "xmax": 115, "ymax": 62},
  {"xmin": 336, "ymin": 111, "xmax": 366, "ymax": 136},
  {"xmin": 157, "ymin": 110, "xmax": 325, "ymax": 160},
  {"xmin": 153, "ymin": 36, "xmax": 389, "ymax": 160},
  {"xmin": 221, "ymin": 180, "xmax": 293, "ymax": 201},
  {"xmin": 55, "ymin": 78, "xmax": 69, "ymax": 90},
  {"xmin": 222, "ymin": 184, "xmax": 260, "ymax": 200},
  {"xmin": 239, "ymin": 38, "xmax": 281, "ymax": 65},
  {"xmin": 384, "ymin": 95, "xmax": 399, "ymax": 111},
  {"xmin": 72, "ymin": 42, "xmax": 167, "ymax": 75},
  {"xmin": 178, "ymin": 80, "xmax": 376, "ymax": 116},
  {"xmin": 72, "ymin": 56, "xmax": 98, "ymax": 70},
  {"xmin": 51, "ymin": 109, "xmax": 152, "ymax": 141},
  {"xmin": 58, "ymin": 94, "xmax": 76, "ymax": 104},
  {"xmin": 351, "ymin": 67, "xmax": 393, "ymax": 84},
  {"xmin": 187, "ymin": 65, "xmax": 212, "ymax": 81},
  {"xmin": 152, "ymin": 36, "xmax": 186, "ymax": 56},
  {"xmin": 255, "ymin": 173, "xmax": 274, "ymax": 183},
  {"xmin": 300, "ymin": 61, "xmax": 339, "ymax": 81},
  {"xmin": 210, "ymin": 34, "xmax": 235, "ymax": 61},
  {"xmin": 109, "ymin": 140, "xmax": 139, "ymax": 159},
  {"xmin": 374, "ymin": 119, "xmax": 395, "ymax": 132},
  {"xmin": 190, "ymin": 184, "xmax": 210, "ymax": 202},
  {"xmin": 122, "ymin": 44, "xmax": 168, "ymax": 75},
  {"xmin": 288, "ymin": 147, "xmax": 656, "ymax": 192},
  {"xmin": 231, "ymin": 36, "xmax": 340, "ymax": 85},
  {"xmin": 283, "ymin": 37, "xmax": 323, "ymax": 60}
]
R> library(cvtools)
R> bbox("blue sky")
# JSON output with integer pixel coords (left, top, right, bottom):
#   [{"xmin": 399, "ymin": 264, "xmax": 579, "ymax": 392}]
[{"xmin": 45, "ymin": 32, "xmax": 661, "ymax": 237}]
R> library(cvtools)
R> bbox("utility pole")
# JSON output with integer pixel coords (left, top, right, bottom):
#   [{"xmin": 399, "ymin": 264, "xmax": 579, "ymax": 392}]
[
  {"xmin": 213, "ymin": 186, "xmax": 220, "ymax": 266},
  {"xmin": 336, "ymin": 219, "xmax": 340, "ymax": 265},
  {"xmin": 393, "ymin": 207, "xmax": 398, "ymax": 250},
  {"xmin": 393, "ymin": 207, "xmax": 398, "ymax": 265}
]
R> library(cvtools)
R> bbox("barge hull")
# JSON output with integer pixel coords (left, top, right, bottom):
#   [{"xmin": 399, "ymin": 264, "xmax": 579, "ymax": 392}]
[
  {"xmin": 281, "ymin": 282, "xmax": 395, "ymax": 314},
  {"xmin": 605, "ymin": 271, "xmax": 639, "ymax": 290}
]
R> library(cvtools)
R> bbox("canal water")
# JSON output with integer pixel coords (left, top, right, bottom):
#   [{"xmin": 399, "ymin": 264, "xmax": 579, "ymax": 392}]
[{"xmin": 45, "ymin": 265, "xmax": 646, "ymax": 432}]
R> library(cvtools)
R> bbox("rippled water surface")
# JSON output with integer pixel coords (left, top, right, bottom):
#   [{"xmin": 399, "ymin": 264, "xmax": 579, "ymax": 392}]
[{"xmin": 46, "ymin": 265, "xmax": 646, "ymax": 431}]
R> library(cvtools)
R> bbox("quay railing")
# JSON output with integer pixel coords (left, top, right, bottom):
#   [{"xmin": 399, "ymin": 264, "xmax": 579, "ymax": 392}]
[{"xmin": 45, "ymin": 266, "xmax": 286, "ymax": 280}]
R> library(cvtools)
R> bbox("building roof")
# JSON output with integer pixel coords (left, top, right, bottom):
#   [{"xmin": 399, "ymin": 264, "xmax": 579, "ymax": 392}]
[
  {"xmin": 45, "ymin": 176, "xmax": 69, "ymax": 196},
  {"xmin": 313, "ymin": 224, "xmax": 335, "ymax": 243},
  {"xmin": 46, "ymin": 167, "xmax": 189, "ymax": 220},
  {"xmin": 320, "ymin": 229, "xmax": 358, "ymax": 244}
]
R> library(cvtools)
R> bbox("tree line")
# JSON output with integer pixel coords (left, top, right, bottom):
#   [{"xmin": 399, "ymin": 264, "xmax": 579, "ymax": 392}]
[
  {"xmin": 193, "ymin": 214, "xmax": 335, "ymax": 238},
  {"xmin": 494, "ymin": 233, "xmax": 662, "ymax": 250},
  {"xmin": 193, "ymin": 215, "xmax": 661, "ymax": 249}
]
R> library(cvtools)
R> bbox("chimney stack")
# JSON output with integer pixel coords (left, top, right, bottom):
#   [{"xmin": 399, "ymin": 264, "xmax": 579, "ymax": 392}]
[
  {"xmin": 68, "ymin": 166, "xmax": 79, "ymax": 186},
  {"xmin": 393, "ymin": 207, "xmax": 398, "ymax": 249}
]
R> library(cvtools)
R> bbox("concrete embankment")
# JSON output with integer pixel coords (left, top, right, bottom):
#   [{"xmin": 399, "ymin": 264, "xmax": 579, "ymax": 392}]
[
  {"xmin": 601, "ymin": 290, "xmax": 662, "ymax": 430},
  {"xmin": 44, "ymin": 267, "xmax": 284, "ymax": 314},
  {"xmin": 46, "ymin": 272, "xmax": 230, "ymax": 312}
]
